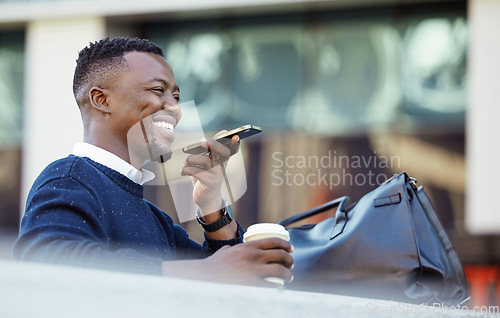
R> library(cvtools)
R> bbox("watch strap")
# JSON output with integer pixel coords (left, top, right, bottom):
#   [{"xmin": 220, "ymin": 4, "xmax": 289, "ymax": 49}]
[{"xmin": 197, "ymin": 207, "xmax": 233, "ymax": 232}]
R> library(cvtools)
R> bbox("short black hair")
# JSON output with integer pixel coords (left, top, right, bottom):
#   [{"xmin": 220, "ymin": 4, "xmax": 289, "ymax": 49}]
[{"xmin": 73, "ymin": 37, "xmax": 164, "ymax": 102}]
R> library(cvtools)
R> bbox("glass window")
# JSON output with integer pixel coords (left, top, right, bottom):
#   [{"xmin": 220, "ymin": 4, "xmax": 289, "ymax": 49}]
[
  {"xmin": 0, "ymin": 30, "xmax": 24, "ymax": 147},
  {"xmin": 0, "ymin": 29, "xmax": 24, "ymax": 233},
  {"xmin": 146, "ymin": 4, "xmax": 466, "ymax": 134}
]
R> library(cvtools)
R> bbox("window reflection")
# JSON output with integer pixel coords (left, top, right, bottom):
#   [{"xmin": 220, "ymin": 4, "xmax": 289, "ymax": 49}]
[
  {"xmin": 401, "ymin": 17, "xmax": 467, "ymax": 116},
  {"xmin": 147, "ymin": 9, "xmax": 467, "ymax": 134},
  {"xmin": 290, "ymin": 23, "xmax": 402, "ymax": 134},
  {"xmin": 0, "ymin": 31, "xmax": 24, "ymax": 147},
  {"xmin": 232, "ymin": 26, "xmax": 302, "ymax": 128},
  {"xmin": 0, "ymin": 30, "xmax": 24, "ymax": 230},
  {"xmin": 150, "ymin": 27, "xmax": 232, "ymax": 130}
]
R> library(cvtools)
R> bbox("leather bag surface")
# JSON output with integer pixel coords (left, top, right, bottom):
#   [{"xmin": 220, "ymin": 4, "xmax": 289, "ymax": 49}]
[{"xmin": 279, "ymin": 172, "xmax": 469, "ymax": 306}]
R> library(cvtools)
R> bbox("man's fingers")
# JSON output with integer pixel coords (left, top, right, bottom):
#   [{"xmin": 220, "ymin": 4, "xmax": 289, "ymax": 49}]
[
  {"xmin": 229, "ymin": 135, "xmax": 240, "ymax": 156},
  {"xmin": 248, "ymin": 237, "xmax": 293, "ymax": 253},
  {"xmin": 202, "ymin": 240, "xmax": 294, "ymax": 287},
  {"xmin": 180, "ymin": 166, "xmax": 224, "ymax": 186},
  {"xmin": 183, "ymin": 135, "xmax": 236, "ymax": 173},
  {"xmin": 201, "ymin": 131, "xmax": 241, "ymax": 160},
  {"xmin": 184, "ymin": 154, "xmax": 213, "ymax": 170},
  {"xmin": 213, "ymin": 130, "xmax": 228, "ymax": 138},
  {"xmin": 259, "ymin": 248, "xmax": 294, "ymax": 269},
  {"xmin": 202, "ymin": 137, "xmax": 230, "ymax": 157},
  {"xmin": 180, "ymin": 165, "xmax": 208, "ymax": 178},
  {"xmin": 247, "ymin": 238, "xmax": 295, "ymax": 278},
  {"xmin": 181, "ymin": 156, "xmax": 227, "ymax": 179},
  {"xmin": 265, "ymin": 264, "xmax": 294, "ymax": 283}
]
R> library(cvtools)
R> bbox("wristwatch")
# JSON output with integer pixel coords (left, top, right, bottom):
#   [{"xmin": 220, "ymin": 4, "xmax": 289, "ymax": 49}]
[{"xmin": 196, "ymin": 207, "xmax": 233, "ymax": 232}]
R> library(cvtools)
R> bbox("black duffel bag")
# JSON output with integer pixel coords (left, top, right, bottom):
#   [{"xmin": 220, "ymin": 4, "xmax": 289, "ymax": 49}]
[{"xmin": 279, "ymin": 172, "xmax": 469, "ymax": 306}]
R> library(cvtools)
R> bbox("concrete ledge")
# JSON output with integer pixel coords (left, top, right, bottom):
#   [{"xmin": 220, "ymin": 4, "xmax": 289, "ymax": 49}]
[{"xmin": 0, "ymin": 259, "xmax": 492, "ymax": 317}]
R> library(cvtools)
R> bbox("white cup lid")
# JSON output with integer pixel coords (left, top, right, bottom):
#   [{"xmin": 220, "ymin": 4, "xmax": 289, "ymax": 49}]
[{"xmin": 243, "ymin": 223, "xmax": 290, "ymax": 241}]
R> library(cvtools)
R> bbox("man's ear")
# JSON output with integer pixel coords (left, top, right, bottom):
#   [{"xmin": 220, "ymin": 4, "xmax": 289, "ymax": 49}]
[{"xmin": 89, "ymin": 87, "xmax": 111, "ymax": 114}]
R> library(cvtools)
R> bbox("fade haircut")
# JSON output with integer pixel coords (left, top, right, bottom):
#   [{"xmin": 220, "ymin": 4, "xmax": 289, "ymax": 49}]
[{"xmin": 72, "ymin": 37, "xmax": 164, "ymax": 107}]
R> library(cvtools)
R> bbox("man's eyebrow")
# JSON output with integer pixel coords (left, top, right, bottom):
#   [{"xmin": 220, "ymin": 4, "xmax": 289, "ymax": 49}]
[{"xmin": 151, "ymin": 78, "xmax": 180, "ymax": 92}]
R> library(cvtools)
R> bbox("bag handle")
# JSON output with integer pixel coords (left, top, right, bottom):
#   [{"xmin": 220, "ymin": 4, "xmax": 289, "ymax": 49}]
[{"xmin": 278, "ymin": 196, "xmax": 350, "ymax": 227}]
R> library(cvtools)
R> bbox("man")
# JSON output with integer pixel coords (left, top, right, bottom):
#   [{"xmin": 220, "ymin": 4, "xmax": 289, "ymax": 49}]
[{"xmin": 13, "ymin": 37, "xmax": 293, "ymax": 287}]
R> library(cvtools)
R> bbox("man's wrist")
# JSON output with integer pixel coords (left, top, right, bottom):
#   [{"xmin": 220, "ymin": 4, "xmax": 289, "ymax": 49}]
[
  {"xmin": 197, "ymin": 196, "xmax": 224, "ymax": 216},
  {"xmin": 197, "ymin": 206, "xmax": 233, "ymax": 232}
]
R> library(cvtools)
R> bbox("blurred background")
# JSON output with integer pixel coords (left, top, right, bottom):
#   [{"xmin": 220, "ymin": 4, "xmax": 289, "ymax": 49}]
[{"xmin": 0, "ymin": 0, "xmax": 498, "ymax": 308}]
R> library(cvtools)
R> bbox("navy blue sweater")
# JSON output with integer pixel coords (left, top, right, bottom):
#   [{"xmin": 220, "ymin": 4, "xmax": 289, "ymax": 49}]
[{"xmin": 13, "ymin": 155, "xmax": 244, "ymax": 275}]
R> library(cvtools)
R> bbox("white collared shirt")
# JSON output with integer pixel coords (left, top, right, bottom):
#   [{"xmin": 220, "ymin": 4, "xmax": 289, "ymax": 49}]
[{"xmin": 72, "ymin": 142, "xmax": 155, "ymax": 185}]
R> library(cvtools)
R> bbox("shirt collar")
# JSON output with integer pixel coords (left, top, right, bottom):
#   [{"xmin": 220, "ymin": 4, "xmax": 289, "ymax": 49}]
[{"xmin": 72, "ymin": 142, "xmax": 155, "ymax": 185}]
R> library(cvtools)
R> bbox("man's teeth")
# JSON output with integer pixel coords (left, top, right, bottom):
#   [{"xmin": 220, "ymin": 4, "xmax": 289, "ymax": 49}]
[{"xmin": 154, "ymin": 122, "xmax": 174, "ymax": 132}]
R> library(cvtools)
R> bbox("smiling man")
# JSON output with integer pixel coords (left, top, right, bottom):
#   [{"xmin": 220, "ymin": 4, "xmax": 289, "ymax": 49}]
[{"xmin": 13, "ymin": 37, "xmax": 293, "ymax": 286}]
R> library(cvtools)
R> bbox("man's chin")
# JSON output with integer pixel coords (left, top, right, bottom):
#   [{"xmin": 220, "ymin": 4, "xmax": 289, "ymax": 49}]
[{"xmin": 152, "ymin": 150, "xmax": 172, "ymax": 163}]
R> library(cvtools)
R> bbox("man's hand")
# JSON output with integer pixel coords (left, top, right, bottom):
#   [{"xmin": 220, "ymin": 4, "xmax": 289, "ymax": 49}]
[
  {"xmin": 162, "ymin": 238, "xmax": 294, "ymax": 287},
  {"xmin": 180, "ymin": 130, "xmax": 240, "ymax": 215}
]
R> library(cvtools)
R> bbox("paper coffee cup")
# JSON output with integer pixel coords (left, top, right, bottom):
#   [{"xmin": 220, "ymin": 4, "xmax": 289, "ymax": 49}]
[{"xmin": 243, "ymin": 223, "xmax": 290, "ymax": 286}]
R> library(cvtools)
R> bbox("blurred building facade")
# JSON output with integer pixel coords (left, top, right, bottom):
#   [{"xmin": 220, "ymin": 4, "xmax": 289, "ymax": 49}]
[{"xmin": 0, "ymin": 0, "xmax": 499, "ymax": 307}]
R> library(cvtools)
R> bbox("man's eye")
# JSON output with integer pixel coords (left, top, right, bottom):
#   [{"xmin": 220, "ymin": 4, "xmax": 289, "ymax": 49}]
[
  {"xmin": 174, "ymin": 95, "xmax": 181, "ymax": 102},
  {"xmin": 152, "ymin": 88, "xmax": 164, "ymax": 93}
]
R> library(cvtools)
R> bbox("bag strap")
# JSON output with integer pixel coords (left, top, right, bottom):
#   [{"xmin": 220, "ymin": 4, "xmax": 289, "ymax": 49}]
[{"xmin": 278, "ymin": 196, "xmax": 350, "ymax": 227}]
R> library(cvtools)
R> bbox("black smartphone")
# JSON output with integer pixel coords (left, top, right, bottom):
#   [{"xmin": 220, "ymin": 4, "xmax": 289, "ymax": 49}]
[{"xmin": 182, "ymin": 124, "xmax": 262, "ymax": 155}]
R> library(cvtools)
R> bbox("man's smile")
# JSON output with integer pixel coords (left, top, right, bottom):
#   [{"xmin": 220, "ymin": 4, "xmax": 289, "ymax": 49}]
[
  {"xmin": 146, "ymin": 112, "xmax": 178, "ymax": 161},
  {"xmin": 151, "ymin": 111, "xmax": 178, "ymax": 137},
  {"xmin": 153, "ymin": 121, "xmax": 174, "ymax": 132}
]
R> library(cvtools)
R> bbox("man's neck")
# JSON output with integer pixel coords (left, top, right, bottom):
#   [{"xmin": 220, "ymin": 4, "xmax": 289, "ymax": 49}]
[
  {"xmin": 73, "ymin": 142, "xmax": 155, "ymax": 185},
  {"xmin": 83, "ymin": 135, "xmax": 131, "ymax": 166}
]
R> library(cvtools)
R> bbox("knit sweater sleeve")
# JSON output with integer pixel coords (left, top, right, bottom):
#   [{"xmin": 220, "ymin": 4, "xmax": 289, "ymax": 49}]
[
  {"xmin": 202, "ymin": 206, "xmax": 246, "ymax": 255},
  {"xmin": 12, "ymin": 176, "xmax": 164, "ymax": 275},
  {"xmin": 149, "ymin": 204, "xmax": 245, "ymax": 259}
]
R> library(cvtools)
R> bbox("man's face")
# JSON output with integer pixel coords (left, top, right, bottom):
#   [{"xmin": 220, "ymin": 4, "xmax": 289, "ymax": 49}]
[{"xmin": 106, "ymin": 51, "xmax": 181, "ymax": 167}]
